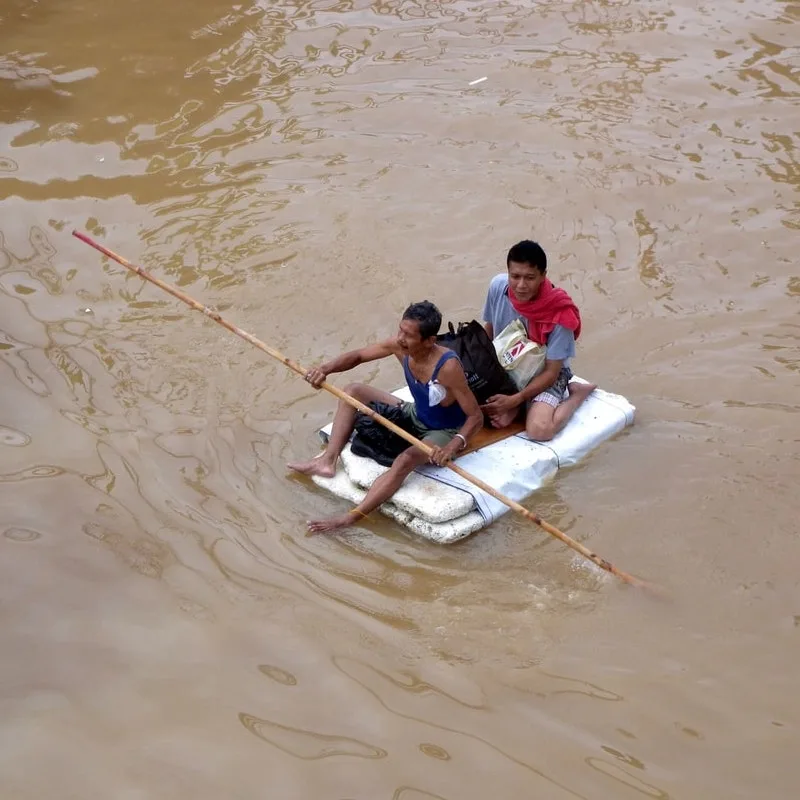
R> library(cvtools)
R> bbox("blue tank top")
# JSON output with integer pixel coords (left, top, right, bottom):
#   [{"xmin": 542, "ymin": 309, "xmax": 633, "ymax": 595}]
[{"xmin": 402, "ymin": 350, "xmax": 467, "ymax": 430}]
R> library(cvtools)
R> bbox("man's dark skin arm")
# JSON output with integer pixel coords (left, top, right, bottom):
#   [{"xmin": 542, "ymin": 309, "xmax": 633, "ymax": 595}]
[
  {"xmin": 304, "ymin": 339, "xmax": 398, "ymax": 387},
  {"xmin": 430, "ymin": 358, "xmax": 484, "ymax": 465}
]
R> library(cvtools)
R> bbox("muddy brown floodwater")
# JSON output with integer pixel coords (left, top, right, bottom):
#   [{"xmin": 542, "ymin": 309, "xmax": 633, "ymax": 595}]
[{"xmin": 1, "ymin": 1, "xmax": 798, "ymax": 798}]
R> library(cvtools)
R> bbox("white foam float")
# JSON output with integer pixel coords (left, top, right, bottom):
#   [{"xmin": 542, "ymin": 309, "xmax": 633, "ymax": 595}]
[{"xmin": 311, "ymin": 378, "xmax": 635, "ymax": 544}]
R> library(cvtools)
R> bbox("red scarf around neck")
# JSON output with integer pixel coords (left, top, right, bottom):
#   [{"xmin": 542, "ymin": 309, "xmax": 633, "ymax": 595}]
[{"xmin": 508, "ymin": 278, "xmax": 582, "ymax": 346}]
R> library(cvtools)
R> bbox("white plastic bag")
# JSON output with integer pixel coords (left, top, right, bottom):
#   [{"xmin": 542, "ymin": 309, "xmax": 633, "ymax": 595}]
[
  {"xmin": 427, "ymin": 381, "xmax": 447, "ymax": 406},
  {"xmin": 492, "ymin": 319, "xmax": 546, "ymax": 390}
]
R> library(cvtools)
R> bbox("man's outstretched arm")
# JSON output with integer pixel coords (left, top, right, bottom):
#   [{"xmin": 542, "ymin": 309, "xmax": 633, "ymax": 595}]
[{"xmin": 305, "ymin": 339, "xmax": 399, "ymax": 388}]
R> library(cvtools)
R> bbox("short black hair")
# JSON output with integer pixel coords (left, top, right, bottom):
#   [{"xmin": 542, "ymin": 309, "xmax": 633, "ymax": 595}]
[
  {"xmin": 402, "ymin": 300, "xmax": 442, "ymax": 339},
  {"xmin": 506, "ymin": 240, "xmax": 547, "ymax": 274}
]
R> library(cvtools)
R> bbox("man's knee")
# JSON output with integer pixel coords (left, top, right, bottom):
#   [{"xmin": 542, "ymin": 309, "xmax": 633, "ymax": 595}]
[
  {"xmin": 343, "ymin": 382, "xmax": 368, "ymax": 398},
  {"xmin": 526, "ymin": 420, "xmax": 554, "ymax": 441},
  {"xmin": 392, "ymin": 447, "xmax": 426, "ymax": 474}
]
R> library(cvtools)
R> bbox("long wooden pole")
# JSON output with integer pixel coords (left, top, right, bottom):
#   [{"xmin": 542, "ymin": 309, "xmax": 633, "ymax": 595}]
[{"xmin": 72, "ymin": 230, "xmax": 652, "ymax": 590}]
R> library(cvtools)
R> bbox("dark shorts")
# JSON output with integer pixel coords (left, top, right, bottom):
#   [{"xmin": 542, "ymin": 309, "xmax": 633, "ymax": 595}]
[
  {"xmin": 531, "ymin": 367, "xmax": 573, "ymax": 408},
  {"xmin": 399, "ymin": 402, "xmax": 458, "ymax": 447}
]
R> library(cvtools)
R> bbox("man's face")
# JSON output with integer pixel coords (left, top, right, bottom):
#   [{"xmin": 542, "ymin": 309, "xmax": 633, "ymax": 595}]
[
  {"xmin": 397, "ymin": 318, "xmax": 426, "ymax": 352},
  {"xmin": 507, "ymin": 260, "xmax": 545, "ymax": 302}
]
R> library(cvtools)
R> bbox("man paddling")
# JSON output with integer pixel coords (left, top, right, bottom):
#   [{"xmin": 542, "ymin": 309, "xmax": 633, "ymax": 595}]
[
  {"xmin": 481, "ymin": 239, "xmax": 596, "ymax": 439},
  {"xmin": 288, "ymin": 300, "xmax": 483, "ymax": 533}
]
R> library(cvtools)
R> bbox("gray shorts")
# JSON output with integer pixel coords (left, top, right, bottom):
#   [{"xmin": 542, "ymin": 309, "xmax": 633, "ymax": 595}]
[{"xmin": 532, "ymin": 367, "xmax": 573, "ymax": 408}]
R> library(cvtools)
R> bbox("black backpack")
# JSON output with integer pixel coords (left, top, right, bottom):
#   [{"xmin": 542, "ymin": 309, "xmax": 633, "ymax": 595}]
[{"xmin": 437, "ymin": 320, "xmax": 517, "ymax": 405}]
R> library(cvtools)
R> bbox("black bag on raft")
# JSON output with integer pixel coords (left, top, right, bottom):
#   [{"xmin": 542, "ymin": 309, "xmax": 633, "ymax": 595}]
[
  {"xmin": 350, "ymin": 401, "xmax": 417, "ymax": 467},
  {"xmin": 437, "ymin": 320, "xmax": 517, "ymax": 406}
]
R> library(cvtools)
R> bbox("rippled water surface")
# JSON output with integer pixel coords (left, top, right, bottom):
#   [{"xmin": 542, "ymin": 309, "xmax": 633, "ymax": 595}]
[{"xmin": 1, "ymin": 1, "xmax": 798, "ymax": 797}]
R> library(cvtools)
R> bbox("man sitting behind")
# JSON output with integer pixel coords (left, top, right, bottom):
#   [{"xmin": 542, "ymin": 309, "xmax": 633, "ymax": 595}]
[
  {"xmin": 288, "ymin": 300, "xmax": 483, "ymax": 533},
  {"xmin": 481, "ymin": 239, "xmax": 596, "ymax": 441}
]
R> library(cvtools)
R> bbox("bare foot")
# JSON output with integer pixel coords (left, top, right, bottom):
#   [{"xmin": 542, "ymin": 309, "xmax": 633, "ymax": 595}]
[
  {"xmin": 287, "ymin": 454, "xmax": 336, "ymax": 478},
  {"xmin": 567, "ymin": 381, "xmax": 597, "ymax": 401},
  {"xmin": 307, "ymin": 514, "xmax": 356, "ymax": 534},
  {"xmin": 489, "ymin": 409, "xmax": 519, "ymax": 429}
]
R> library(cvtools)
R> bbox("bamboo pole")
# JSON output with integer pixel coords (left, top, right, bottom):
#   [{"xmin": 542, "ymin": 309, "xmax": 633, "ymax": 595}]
[{"xmin": 72, "ymin": 230, "xmax": 654, "ymax": 591}]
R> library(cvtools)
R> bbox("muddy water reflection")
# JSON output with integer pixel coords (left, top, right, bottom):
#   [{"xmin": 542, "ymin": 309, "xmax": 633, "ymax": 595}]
[{"xmin": 2, "ymin": 0, "xmax": 799, "ymax": 797}]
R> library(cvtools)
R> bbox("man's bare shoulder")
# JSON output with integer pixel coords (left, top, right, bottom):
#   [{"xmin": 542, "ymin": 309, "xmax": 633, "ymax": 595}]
[{"xmin": 436, "ymin": 351, "xmax": 467, "ymax": 384}]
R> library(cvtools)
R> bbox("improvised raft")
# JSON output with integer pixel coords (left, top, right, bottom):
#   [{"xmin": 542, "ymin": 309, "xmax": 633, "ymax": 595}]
[{"xmin": 311, "ymin": 376, "xmax": 635, "ymax": 544}]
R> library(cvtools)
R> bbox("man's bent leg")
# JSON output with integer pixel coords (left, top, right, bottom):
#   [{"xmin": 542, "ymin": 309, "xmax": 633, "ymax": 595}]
[
  {"xmin": 552, "ymin": 381, "xmax": 596, "ymax": 431},
  {"xmin": 288, "ymin": 383, "xmax": 402, "ymax": 478},
  {"xmin": 525, "ymin": 381, "xmax": 597, "ymax": 441},
  {"xmin": 307, "ymin": 444, "xmax": 429, "ymax": 533}
]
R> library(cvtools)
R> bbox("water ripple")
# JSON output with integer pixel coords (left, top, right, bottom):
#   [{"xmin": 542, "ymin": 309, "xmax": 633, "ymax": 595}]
[
  {"xmin": 258, "ymin": 664, "xmax": 298, "ymax": 686},
  {"xmin": 0, "ymin": 465, "xmax": 64, "ymax": 482},
  {"xmin": 0, "ymin": 424, "xmax": 31, "ymax": 447},
  {"xmin": 238, "ymin": 711, "xmax": 388, "ymax": 759},
  {"xmin": 3, "ymin": 527, "xmax": 42, "ymax": 542}
]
